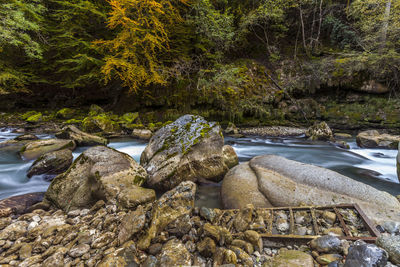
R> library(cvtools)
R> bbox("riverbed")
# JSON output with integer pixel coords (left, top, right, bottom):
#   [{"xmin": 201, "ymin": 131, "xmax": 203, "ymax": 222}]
[{"xmin": 0, "ymin": 128, "xmax": 399, "ymax": 208}]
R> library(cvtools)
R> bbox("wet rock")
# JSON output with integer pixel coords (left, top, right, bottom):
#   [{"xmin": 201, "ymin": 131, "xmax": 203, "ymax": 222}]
[
  {"xmin": 141, "ymin": 115, "xmax": 236, "ymax": 191},
  {"xmin": 197, "ymin": 237, "xmax": 216, "ymax": 257},
  {"xmin": 158, "ymin": 239, "xmax": 191, "ymax": 266},
  {"xmin": 20, "ymin": 139, "xmax": 76, "ymax": 160},
  {"xmin": 268, "ymin": 249, "xmax": 314, "ymax": 267},
  {"xmin": 55, "ymin": 125, "xmax": 108, "ymax": 146},
  {"xmin": 132, "ymin": 129, "xmax": 152, "ymax": 140},
  {"xmin": 310, "ymin": 235, "xmax": 342, "ymax": 254},
  {"xmin": 0, "ymin": 192, "xmax": 44, "ymax": 217},
  {"xmin": 45, "ymin": 146, "xmax": 148, "ymax": 211},
  {"xmin": 376, "ymin": 235, "xmax": 400, "ymax": 265},
  {"xmin": 344, "ymin": 240, "xmax": 388, "ymax": 267},
  {"xmin": 306, "ymin": 121, "xmax": 334, "ymax": 141},
  {"xmin": 138, "ymin": 181, "xmax": 196, "ymax": 250},
  {"xmin": 356, "ymin": 130, "xmax": 400, "ymax": 149},
  {"xmin": 118, "ymin": 206, "xmax": 146, "ymax": 245},
  {"xmin": 27, "ymin": 149, "xmax": 73, "ymax": 178}
]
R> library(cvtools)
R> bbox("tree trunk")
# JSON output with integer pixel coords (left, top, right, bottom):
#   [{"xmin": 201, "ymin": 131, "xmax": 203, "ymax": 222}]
[{"xmin": 380, "ymin": 0, "xmax": 392, "ymax": 51}]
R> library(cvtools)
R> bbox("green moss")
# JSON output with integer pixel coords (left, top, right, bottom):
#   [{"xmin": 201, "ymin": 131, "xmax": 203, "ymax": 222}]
[
  {"xmin": 26, "ymin": 112, "xmax": 43, "ymax": 123},
  {"xmin": 119, "ymin": 112, "xmax": 139, "ymax": 124},
  {"xmin": 20, "ymin": 111, "xmax": 38, "ymax": 120},
  {"xmin": 56, "ymin": 108, "xmax": 76, "ymax": 119}
]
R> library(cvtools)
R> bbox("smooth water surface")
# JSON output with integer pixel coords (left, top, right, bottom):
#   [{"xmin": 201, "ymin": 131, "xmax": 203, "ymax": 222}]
[{"xmin": 0, "ymin": 128, "xmax": 399, "ymax": 208}]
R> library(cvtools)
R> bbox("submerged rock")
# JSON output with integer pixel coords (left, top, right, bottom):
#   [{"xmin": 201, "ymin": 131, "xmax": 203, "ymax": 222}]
[
  {"xmin": 356, "ymin": 130, "xmax": 400, "ymax": 149},
  {"xmin": 27, "ymin": 149, "xmax": 73, "ymax": 178},
  {"xmin": 55, "ymin": 125, "xmax": 108, "ymax": 146},
  {"xmin": 20, "ymin": 139, "xmax": 76, "ymax": 160},
  {"xmin": 45, "ymin": 146, "xmax": 149, "ymax": 211},
  {"xmin": 141, "ymin": 115, "xmax": 237, "ymax": 191},
  {"xmin": 344, "ymin": 240, "xmax": 388, "ymax": 267},
  {"xmin": 305, "ymin": 121, "xmax": 333, "ymax": 141},
  {"xmin": 221, "ymin": 155, "xmax": 400, "ymax": 223},
  {"xmin": 376, "ymin": 236, "xmax": 400, "ymax": 265}
]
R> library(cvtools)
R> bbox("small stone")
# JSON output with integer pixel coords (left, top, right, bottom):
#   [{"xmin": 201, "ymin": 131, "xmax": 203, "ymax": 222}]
[
  {"xmin": 322, "ymin": 211, "xmax": 337, "ymax": 224},
  {"xmin": 244, "ymin": 230, "xmax": 263, "ymax": 252},
  {"xmin": 199, "ymin": 207, "xmax": 216, "ymax": 222},
  {"xmin": 197, "ymin": 237, "xmax": 216, "ymax": 257},
  {"xmin": 148, "ymin": 243, "xmax": 162, "ymax": 256},
  {"xmin": 276, "ymin": 218, "xmax": 289, "ymax": 232},
  {"xmin": 158, "ymin": 239, "xmax": 191, "ymax": 266},
  {"xmin": 231, "ymin": 239, "xmax": 254, "ymax": 255},
  {"xmin": 310, "ymin": 235, "xmax": 342, "ymax": 253},
  {"xmin": 19, "ymin": 243, "xmax": 32, "ymax": 260},
  {"xmin": 316, "ymin": 254, "xmax": 343, "ymax": 265},
  {"xmin": 323, "ymin": 227, "xmax": 344, "ymax": 236},
  {"xmin": 68, "ymin": 244, "xmax": 90, "ymax": 258}
]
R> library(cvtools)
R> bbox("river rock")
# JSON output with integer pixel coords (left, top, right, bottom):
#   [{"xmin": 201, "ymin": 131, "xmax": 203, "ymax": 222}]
[
  {"xmin": 376, "ymin": 236, "xmax": 400, "ymax": 265},
  {"xmin": 20, "ymin": 139, "xmax": 76, "ymax": 160},
  {"xmin": 132, "ymin": 129, "xmax": 152, "ymax": 140},
  {"xmin": 158, "ymin": 239, "xmax": 191, "ymax": 266},
  {"xmin": 305, "ymin": 121, "xmax": 333, "ymax": 141},
  {"xmin": 222, "ymin": 162, "xmax": 272, "ymax": 209},
  {"xmin": 310, "ymin": 235, "xmax": 342, "ymax": 253},
  {"xmin": 356, "ymin": 130, "xmax": 400, "ymax": 149},
  {"xmin": 344, "ymin": 240, "xmax": 388, "ymax": 267},
  {"xmin": 268, "ymin": 249, "xmax": 314, "ymax": 267},
  {"xmin": 225, "ymin": 122, "xmax": 239, "ymax": 135},
  {"xmin": 55, "ymin": 125, "xmax": 108, "ymax": 146},
  {"xmin": 141, "ymin": 115, "xmax": 237, "ymax": 191},
  {"xmin": 118, "ymin": 205, "xmax": 146, "ymax": 245},
  {"xmin": 15, "ymin": 134, "xmax": 39, "ymax": 141},
  {"xmin": 222, "ymin": 145, "xmax": 239, "ymax": 169},
  {"xmin": 221, "ymin": 155, "xmax": 400, "ymax": 223},
  {"xmin": 0, "ymin": 193, "xmax": 44, "ymax": 217},
  {"xmin": 45, "ymin": 146, "xmax": 149, "ymax": 211},
  {"xmin": 240, "ymin": 126, "xmax": 306, "ymax": 137},
  {"xmin": 0, "ymin": 134, "xmax": 39, "ymax": 153},
  {"xmin": 138, "ymin": 181, "xmax": 196, "ymax": 250},
  {"xmin": 27, "ymin": 149, "xmax": 73, "ymax": 178}
]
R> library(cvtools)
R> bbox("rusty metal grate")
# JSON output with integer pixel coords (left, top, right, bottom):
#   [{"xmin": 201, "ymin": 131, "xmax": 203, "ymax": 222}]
[{"xmin": 223, "ymin": 204, "xmax": 380, "ymax": 243}]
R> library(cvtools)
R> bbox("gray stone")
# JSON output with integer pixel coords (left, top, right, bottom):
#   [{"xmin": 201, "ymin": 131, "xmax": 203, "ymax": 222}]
[
  {"xmin": 310, "ymin": 235, "xmax": 342, "ymax": 254},
  {"xmin": 344, "ymin": 240, "xmax": 388, "ymax": 267},
  {"xmin": 141, "ymin": 115, "xmax": 237, "ymax": 191},
  {"xmin": 45, "ymin": 146, "xmax": 148, "ymax": 211},
  {"xmin": 55, "ymin": 125, "xmax": 108, "ymax": 146},
  {"xmin": 382, "ymin": 221, "xmax": 400, "ymax": 234},
  {"xmin": 376, "ymin": 236, "xmax": 400, "ymax": 265},
  {"xmin": 356, "ymin": 130, "xmax": 400, "ymax": 149},
  {"xmin": 27, "ymin": 149, "xmax": 73, "ymax": 178},
  {"xmin": 20, "ymin": 139, "xmax": 76, "ymax": 160}
]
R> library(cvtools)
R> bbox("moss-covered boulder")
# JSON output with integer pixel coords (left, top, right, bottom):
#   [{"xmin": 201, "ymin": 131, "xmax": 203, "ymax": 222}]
[
  {"xmin": 356, "ymin": 130, "xmax": 400, "ymax": 149},
  {"xmin": 119, "ymin": 112, "xmax": 139, "ymax": 124},
  {"xmin": 56, "ymin": 108, "xmax": 76, "ymax": 120},
  {"xmin": 27, "ymin": 149, "xmax": 73, "ymax": 178},
  {"xmin": 88, "ymin": 104, "xmax": 104, "ymax": 116},
  {"xmin": 45, "ymin": 146, "xmax": 150, "ymax": 211},
  {"xmin": 140, "ymin": 114, "xmax": 238, "ymax": 191},
  {"xmin": 55, "ymin": 125, "xmax": 108, "ymax": 146},
  {"xmin": 305, "ymin": 121, "xmax": 333, "ymax": 141},
  {"xmin": 26, "ymin": 113, "xmax": 43, "ymax": 123},
  {"xmin": 20, "ymin": 139, "xmax": 76, "ymax": 160},
  {"xmin": 82, "ymin": 114, "xmax": 121, "ymax": 134}
]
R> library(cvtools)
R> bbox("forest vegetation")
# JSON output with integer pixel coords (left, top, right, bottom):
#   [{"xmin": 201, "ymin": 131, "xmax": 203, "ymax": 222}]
[{"xmin": 0, "ymin": 0, "xmax": 399, "ymax": 125}]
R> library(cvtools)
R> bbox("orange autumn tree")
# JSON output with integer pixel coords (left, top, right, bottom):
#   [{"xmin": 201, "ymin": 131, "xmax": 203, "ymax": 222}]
[{"xmin": 96, "ymin": 0, "xmax": 188, "ymax": 92}]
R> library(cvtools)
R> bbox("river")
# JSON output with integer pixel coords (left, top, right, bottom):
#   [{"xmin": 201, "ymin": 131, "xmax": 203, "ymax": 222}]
[{"xmin": 0, "ymin": 128, "xmax": 399, "ymax": 208}]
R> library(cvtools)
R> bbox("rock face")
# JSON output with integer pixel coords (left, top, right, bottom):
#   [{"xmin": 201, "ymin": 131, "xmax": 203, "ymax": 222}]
[
  {"xmin": 221, "ymin": 155, "xmax": 400, "ymax": 223},
  {"xmin": 356, "ymin": 130, "xmax": 400, "ymax": 149},
  {"xmin": 27, "ymin": 149, "xmax": 73, "ymax": 178},
  {"xmin": 45, "ymin": 146, "xmax": 150, "ymax": 211},
  {"xmin": 141, "ymin": 115, "xmax": 237, "ymax": 191},
  {"xmin": 376, "ymin": 236, "xmax": 400, "ymax": 265},
  {"xmin": 20, "ymin": 139, "xmax": 76, "ymax": 160},
  {"xmin": 55, "ymin": 125, "xmax": 108, "ymax": 146},
  {"xmin": 305, "ymin": 121, "xmax": 333, "ymax": 141}
]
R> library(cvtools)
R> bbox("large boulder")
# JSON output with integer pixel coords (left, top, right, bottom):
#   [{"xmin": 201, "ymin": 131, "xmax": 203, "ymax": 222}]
[
  {"xmin": 305, "ymin": 121, "xmax": 333, "ymax": 141},
  {"xmin": 138, "ymin": 181, "xmax": 196, "ymax": 250},
  {"xmin": 45, "ymin": 146, "xmax": 151, "ymax": 211},
  {"xmin": 20, "ymin": 139, "xmax": 76, "ymax": 160},
  {"xmin": 221, "ymin": 155, "xmax": 400, "ymax": 223},
  {"xmin": 27, "ymin": 149, "xmax": 73, "ymax": 178},
  {"xmin": 140, "ymin": 115, "xmax": 238, "ymax": 191},
  {"xmin": 82, "ymin": 114, "xmax": 121, "ymax": 134},
  {"xmin": 55, "ymin": 125, "xmax": 108, "ymax": 146},
  {"xmin": 356, "ymin": 130, "xmax": 400, "ymax": 149}
]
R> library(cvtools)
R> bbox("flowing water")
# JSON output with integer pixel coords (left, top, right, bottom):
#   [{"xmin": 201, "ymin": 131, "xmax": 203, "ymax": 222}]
[{"xmin": 0, "ymin": 128, "xmax": 399, "ymax": 208}]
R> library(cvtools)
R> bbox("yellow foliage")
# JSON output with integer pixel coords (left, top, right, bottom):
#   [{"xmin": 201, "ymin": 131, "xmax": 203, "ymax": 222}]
[{"xmin": 95, "ymin": 0, "xmax": 188, "ymax": 92}]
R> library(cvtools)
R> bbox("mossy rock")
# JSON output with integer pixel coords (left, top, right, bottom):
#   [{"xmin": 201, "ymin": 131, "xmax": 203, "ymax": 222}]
[
  {"xmin": 56, "ymin": 108, "xmax": 76, "ymax": 120},
  {"xmin": 20, "ymin": 111, "xmax": 39, "ymax": 121},
  {"xmin": 82, "ymin": 114, "xmax": 121, "ymax": 134},
  {"xmin": 26, "ymin": 113, "xmax": 43, "ymax": 123},
  {"xmin": 88, "ymin": 104, "xmax": 104, "ymax": 116},
  {"xmin": 119, "ymin": 112, "xmax": 139, "ymax": 124}
]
